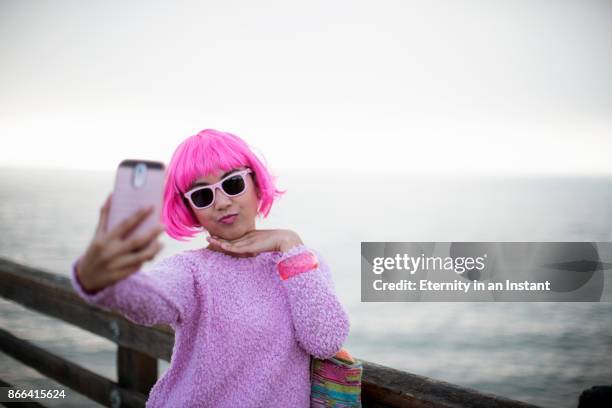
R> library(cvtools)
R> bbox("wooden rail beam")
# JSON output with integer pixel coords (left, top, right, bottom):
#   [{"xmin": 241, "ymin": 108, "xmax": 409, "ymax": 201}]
[
  {"xmin": 0, "ymin": 328, "xmax": 146, "ymax": 408},
  {"xmin": 0, "ymin": 258, "xmax": 173, "ymax": 361},
  {"xmin": 362, "ymin": 360, "xmax": 541, "ymax": 408}
]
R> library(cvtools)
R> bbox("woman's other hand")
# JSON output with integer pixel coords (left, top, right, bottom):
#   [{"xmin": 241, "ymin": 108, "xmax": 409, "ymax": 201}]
[
  {"xmin": 206, "ymin": 229, "xmax": 303, "ymax": 256},
  {"xmin": 75, "ymin": 194, "xmax": 165, "ymax": 293}
]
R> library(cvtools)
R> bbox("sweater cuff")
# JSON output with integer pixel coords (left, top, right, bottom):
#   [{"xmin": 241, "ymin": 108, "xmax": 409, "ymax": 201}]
[
  {"xmin": 276, "ymin": 244, "xmax": 319, "ymax": 281},
  {"xmin": 70, "ymin": 257, "xmax": 113, "ymax": 304}
]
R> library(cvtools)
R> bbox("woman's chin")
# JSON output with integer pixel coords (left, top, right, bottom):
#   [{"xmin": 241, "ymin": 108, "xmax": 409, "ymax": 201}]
[{"xmin": 205, "ymin": 218, "xmax": 256, "ymax": 241}]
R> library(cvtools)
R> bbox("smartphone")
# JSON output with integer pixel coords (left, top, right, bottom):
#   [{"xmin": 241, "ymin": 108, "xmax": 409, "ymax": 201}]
[{"xmin": 107, "ymin": 159, "xmax": 166, "ymax": 239}]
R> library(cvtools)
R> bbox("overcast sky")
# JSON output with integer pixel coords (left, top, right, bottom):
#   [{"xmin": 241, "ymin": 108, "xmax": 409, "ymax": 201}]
[{"xmin": 1, "ymin": 0, "xmax": 611, "ymax": 174}]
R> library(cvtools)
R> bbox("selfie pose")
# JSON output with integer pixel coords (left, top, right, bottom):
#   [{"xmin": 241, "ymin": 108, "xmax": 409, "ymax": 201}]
[{"xmin": 71, "ymin": 129, "xmax": 350, "ymax": 407}]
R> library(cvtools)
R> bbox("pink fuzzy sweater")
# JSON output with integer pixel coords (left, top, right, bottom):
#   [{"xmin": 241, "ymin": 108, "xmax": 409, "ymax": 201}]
[{"xmin": 70, "ymin": 245, "xmax": 350, "ymax": 407}]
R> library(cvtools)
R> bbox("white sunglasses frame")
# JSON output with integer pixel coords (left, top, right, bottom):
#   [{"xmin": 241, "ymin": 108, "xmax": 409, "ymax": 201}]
[{"xmin": 183, "ymin": 168, "xmax": 253, "ymax": 209}]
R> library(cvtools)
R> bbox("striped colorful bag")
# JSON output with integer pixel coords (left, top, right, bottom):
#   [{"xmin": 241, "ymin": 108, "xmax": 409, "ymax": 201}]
[{"xmin": 310, "ymin": 348, "xmax": 363, "ymax": 407}]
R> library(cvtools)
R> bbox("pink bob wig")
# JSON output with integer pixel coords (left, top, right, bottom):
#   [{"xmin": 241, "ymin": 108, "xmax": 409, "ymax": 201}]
[{"xmin": 162, "ymin": 129, "xmax": 284, "ymax": 241}]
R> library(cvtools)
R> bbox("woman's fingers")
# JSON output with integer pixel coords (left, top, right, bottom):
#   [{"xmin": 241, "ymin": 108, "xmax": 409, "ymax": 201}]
[
  {"xmin": 103, "ymin": 225, "xmax": 164, "ymax": 260},
  {"xmin": 112, "ymin": 264, "xmax": 141, "ymax": 282},
  {"xmin": 123, "ymin": 226, "xmax": 165, "ymax": 253},
  {"xmin": 207, "ymin": 230, "xmax": 283, "ymax": 255},
  {"xmin": 206, "ymin": 236, "xmax": 223, "ymax": 245},
  {"xmin": 107, "ymin": 239, "xmax": 164, "ymax": 271},
  {"xmin": 209, "ymin": 236, "xmax": 258, "ymax": 253},
  {"xmin": 96, "ymin": 194, "xmax": 113, "ymax": 235},
  {"xmin": 229, "ymin": 238, "xmax": 256, "ymax": 250},
  {"xmin": 108, "ymin": 206, "xmax": 154, "ymax": 240},
  {"xmin": 207, "ymin": 236, "xmax": 235, "ymax": 249}
]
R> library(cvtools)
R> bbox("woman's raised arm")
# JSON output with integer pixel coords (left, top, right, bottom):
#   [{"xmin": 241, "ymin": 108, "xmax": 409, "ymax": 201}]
[
  {"xmin": 71, "ymin": 194, "xmax": 197, "ymax": 327},
  {"xmin": 71, "ymin": 253, "xmax": 198, "ymax": 327}
]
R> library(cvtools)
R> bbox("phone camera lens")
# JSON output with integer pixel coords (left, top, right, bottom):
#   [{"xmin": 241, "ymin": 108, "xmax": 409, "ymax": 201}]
[{"xmin": 133, "ymin": 163, "xmax": 148, "ymax": 188}]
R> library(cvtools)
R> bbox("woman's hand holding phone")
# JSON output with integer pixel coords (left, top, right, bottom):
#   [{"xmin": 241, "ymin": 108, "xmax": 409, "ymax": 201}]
[{"xmin": 76, "ymin": 194, "xmax": 165, "ymax": 293}]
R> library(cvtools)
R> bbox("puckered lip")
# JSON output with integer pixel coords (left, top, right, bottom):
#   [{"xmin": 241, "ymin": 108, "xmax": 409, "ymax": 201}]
[{"xmin": 218, "ymin": 213, "xmax": 239, "ymax": 222}]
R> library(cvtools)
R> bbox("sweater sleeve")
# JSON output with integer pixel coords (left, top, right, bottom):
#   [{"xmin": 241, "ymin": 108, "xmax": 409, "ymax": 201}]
[
  {"xmin": 70, "ymin": 253, "xmax": 198, "ymax": 328},
  {"xmin": 276, "ymin": 245, "xmax": 350, "ymax": 359}
]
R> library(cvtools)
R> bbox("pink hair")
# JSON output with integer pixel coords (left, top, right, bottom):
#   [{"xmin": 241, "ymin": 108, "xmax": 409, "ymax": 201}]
[{"xmin": 162, "ymin": 129, "xmax": 284, "ymax": 241}]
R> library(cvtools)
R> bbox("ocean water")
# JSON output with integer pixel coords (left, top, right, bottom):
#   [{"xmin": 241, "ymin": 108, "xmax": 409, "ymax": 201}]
[{"xmin": 1, "ymin": 167, "xmax": 611, "ymax": 407}]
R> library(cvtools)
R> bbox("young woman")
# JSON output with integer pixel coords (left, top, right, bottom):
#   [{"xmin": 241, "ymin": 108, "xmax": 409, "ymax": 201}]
[{"xmin": 72, "ymin": 129, "xmax": 350, "ymax": 407}]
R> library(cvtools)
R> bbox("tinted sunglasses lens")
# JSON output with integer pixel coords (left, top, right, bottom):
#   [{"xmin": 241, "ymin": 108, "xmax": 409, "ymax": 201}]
[
  {"xmin": 222, "ymin": 175, "xmax": 246, "ymax": 196},
  {"xmin": 191, "ymin": 188, "xmax": 214, "ymax": 208}
]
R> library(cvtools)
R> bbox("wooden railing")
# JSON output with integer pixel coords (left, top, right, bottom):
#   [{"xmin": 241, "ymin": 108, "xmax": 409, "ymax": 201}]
[{"xmin": 0, "ymin": 257, "xmax": 542, "ymax": 408}]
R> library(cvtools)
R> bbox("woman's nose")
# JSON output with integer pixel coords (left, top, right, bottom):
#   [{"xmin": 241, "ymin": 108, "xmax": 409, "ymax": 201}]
[{"xmin": 213, "ymin": 186, "xmax": 232, "ymax": 209}]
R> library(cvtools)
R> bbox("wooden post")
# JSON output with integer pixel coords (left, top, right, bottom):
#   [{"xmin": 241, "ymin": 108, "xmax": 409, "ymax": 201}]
[{"xmin": 117, "ymin": 346, "xmax": 158, "ymax": 396}]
